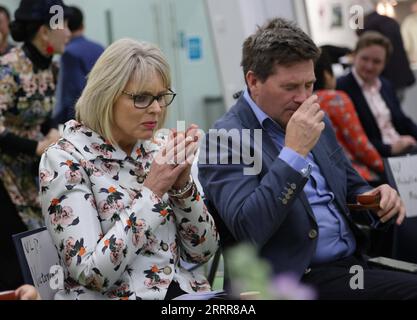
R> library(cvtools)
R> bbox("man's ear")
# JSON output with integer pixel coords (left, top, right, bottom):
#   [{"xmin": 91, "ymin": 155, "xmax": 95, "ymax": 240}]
[{"xmin": 246, "ymin": 71, "xmax": 260, "ymax": 95}]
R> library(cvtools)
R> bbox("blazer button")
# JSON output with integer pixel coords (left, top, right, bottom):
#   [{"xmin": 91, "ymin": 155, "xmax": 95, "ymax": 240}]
[
  {"xmin": 290, "ymin": 183, "xmax": 296, "ymax": 190},
  {"xmin": 308, "ymin": 229, "xmax": 318, "ymax": 239},
  {"xmin": 163, "ymin": 266, "xmax": 172, "ymax": 275}
]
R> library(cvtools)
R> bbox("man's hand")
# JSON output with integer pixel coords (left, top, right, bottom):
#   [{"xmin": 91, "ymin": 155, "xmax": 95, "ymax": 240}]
[
  {"xmin": 285, "ymin": 95, "xmax": 325, "ymax": 157},
  {"xmin": 361, "ymin": 184, "xmax": 406, "ymax": 226}
]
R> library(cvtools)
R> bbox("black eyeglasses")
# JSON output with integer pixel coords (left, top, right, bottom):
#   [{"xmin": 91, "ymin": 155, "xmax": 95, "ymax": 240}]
[{"xmin": 122, "ymin": 89, "xmax": 176, "ymax": 109}]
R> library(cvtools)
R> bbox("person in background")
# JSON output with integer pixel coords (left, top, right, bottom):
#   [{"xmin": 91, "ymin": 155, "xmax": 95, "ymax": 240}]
[
  {"xmin": 318, "ymin": 44, "xmax": 352, "ymax": 70},
  {"xmin": 0, "ymin": 0, "xmax": 70, "ymax": 291},
  {"xmin": 53, "ymin": 5, "xmax": 104, "ymax": 125},
  {"xmin": 358, "ymin": 0, "xmax": 415, "ymax": 100},
  {"xmin": 337, "ymin": 31, "xmax": 417, "ymax": 158},
  {"xmin": 39, "ymin": 38, "xmax": 219, "ymax": 300},
  {"xmin": 0, "ymin": 5, "xmax": 13, "ymax": 55},
  {"xmin": 314, "ymin": 49, "xmax": 384, "ymax": 184},
  {"xmin": 401, "ymin": 0, "xmax": 417, "ymax": 65}
]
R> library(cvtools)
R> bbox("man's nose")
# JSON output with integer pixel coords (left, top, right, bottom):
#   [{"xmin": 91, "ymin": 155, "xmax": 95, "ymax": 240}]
[{"xmin": 294, "ymin": 88, "xmax": 311, "ymax": 104}]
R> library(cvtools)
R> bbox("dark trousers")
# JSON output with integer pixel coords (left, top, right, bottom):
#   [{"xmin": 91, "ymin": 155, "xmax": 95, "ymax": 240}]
[
  {"xmin": 301, "ymin": 255, "xmax": 417, "ymax": 300},
  {"xmin": 0, "ymin": 180, "xmax": 26, "ymax": 291}
]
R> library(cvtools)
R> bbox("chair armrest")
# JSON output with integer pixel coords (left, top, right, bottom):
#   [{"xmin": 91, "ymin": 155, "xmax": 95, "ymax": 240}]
[{"xmin": 367, "ymin": 256, "xmax": 417, "ymax": 274}]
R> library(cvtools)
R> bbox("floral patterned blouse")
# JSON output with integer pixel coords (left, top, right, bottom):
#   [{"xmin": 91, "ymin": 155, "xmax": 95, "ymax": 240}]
[
  {"xmin": 39, "ymin": 120, "xmax": 219, "ymax": 300},
  {"xmin": 0, "ymin": 45, "xmax": 57, "ymax": 229},
  {"xmin": 317, "ymin": 90, "xmax": 384, "ymax": 181}
]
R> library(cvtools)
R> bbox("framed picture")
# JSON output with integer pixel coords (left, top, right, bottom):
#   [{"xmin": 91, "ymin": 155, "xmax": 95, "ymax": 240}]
[{"xmin": 330, "ymin": 3, "xmax": 343, "ymax": 28}]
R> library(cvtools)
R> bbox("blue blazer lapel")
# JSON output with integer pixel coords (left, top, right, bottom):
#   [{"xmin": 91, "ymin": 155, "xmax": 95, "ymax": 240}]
[{"xmin": 311, "ymin": 138, "xmax": 346, "ymax": 213}]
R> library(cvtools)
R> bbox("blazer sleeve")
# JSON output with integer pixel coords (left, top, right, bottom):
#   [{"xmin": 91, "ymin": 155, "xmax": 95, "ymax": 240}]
[
  {"xmin": 198, "ymin": 128, "xmax": 309, "ymax": 248},
  {"xmin": 337, "ymin": 76, "xmax": 394, "ymax": 157},
  {"xmin": 40, "ymin": 145, "xmax": 174, "ymax": 293}
]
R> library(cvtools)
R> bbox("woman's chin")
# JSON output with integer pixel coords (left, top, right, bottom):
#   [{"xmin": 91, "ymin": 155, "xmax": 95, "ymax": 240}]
[{"xmin": 135, "ymin": 130, "xmax": 154, "ymax": 141}]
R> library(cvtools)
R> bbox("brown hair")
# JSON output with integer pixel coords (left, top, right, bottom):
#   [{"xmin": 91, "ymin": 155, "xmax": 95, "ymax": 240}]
[
  {"xmin": 241, "ymin": 18, "xmax": 320, "ymax": 83},
  {"xmin": 354, "ymin": 31, "xmax": 393, "ymax": 61}
]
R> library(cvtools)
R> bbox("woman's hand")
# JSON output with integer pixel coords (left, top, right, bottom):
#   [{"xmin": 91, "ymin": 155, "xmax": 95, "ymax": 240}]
[
  {"xmin": 143, "ymin": 131, "xmax": 189, "ymax": 198},
  {"xmin": 46, "ymin": 128, "xmax": 61, "ymax": 143},
  {"xmin": 143, "ymin": 125, "xmax": 201, "ymax": 198},
  {"xmin": 172, "ymin": 124, "xmax": 201, "ymax": 190},
  {"xmin": 36, "ymin": 129, "xmax": 61, "ymax": 156}
]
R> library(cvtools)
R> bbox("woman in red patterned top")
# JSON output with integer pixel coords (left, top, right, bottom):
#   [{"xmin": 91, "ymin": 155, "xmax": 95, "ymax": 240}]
[{"xmin": 314, "ymin": 50, "xmax": 384, "ymax": 183}]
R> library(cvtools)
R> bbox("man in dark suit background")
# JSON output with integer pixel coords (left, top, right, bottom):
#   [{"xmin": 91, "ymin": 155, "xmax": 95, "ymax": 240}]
[
  {"xmin": 198, "ymin": 18, "xmax": 417, "ymax": 299},
  {"xmin": 357, "ymin": 1, "xmax": 415, "ymax": 100},
  {"xmin": 53, "ymin": 6, "xmax": 104, "ymax": 125},
  {"xmin": 337, "ymin": 31, "xmax": 417, "ymax": 158}
]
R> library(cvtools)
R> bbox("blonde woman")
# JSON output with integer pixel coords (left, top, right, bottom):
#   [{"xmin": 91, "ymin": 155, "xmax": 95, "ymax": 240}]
[{"xmin": 39, "ymin": 38, "xmax": 219, "ymax": 300}]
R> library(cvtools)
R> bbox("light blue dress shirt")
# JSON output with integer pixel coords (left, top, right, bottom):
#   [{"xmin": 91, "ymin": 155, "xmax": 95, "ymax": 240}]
[{"xmin": 243, "ymin": 89, "xmax": 356, "ymax": 265}]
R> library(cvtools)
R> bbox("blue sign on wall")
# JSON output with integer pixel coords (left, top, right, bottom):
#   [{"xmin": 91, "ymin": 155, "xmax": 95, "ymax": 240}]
[{"xmin": 188, "ymin": 36, "xmax": 202, "ymax": 61}]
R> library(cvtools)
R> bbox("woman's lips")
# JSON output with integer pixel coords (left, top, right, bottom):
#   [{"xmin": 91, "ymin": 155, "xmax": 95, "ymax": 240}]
[{"xmin": 142, "ymin": 121, "xmax": 157, "ymax": 129}]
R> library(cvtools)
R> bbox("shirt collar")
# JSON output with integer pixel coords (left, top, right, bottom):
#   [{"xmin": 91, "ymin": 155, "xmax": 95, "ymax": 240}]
[
  {"xmin": 352, "ymin": 67, "xmax": 381, "ymax": 91},
  {"xmin": 243, "ymin": 89, "xmax": 284, "ymax": 133}
]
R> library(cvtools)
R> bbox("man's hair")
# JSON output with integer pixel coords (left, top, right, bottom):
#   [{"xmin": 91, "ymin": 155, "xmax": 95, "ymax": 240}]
[
  {"xmin": 75, "ymin": 38, "xmax": 170, "ymax": 146},
  {"xmin": 68, "ymin": 6, "xmax": 83, "ymax": 32},
  {"xmin": 354, "ymin": 31, "xmax": 393, "ymax": 61},
  {"xmin": 241, "ymin": 17, "xmax": 320, "ymax": 82},
  {"xmin": 0, "ymin": 5, "xmax": 10, "ymax": 20}
]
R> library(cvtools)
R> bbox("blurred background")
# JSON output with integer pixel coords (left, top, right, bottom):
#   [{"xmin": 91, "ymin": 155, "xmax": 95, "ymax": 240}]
[{"xmin": 3, "ymin": 0, "xmax": 416, "ymax": 132}]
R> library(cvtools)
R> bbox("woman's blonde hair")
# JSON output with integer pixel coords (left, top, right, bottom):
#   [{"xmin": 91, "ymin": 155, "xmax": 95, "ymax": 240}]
[{"xmin": 75, "ymin": 38, "xmax": 171, "ymax": 145}]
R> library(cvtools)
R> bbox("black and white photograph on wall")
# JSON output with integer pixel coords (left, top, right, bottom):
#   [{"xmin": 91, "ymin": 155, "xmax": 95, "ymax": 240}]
[{"xmin": 330, "ymin": 3, "xmax": 343, "ymax": 28}]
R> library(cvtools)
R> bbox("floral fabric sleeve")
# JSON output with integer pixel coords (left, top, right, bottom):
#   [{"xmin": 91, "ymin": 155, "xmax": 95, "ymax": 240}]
[
  {"xmin": 0, "ymin": 63, "xmax": 17, "ymax": 121},
  {"xmin": 169, "ymin": 182, "xmax": 219, "ymax": 264},
  {"xmin": 40, "ymin": 146, "xmax": 170, "ymax": 293}
]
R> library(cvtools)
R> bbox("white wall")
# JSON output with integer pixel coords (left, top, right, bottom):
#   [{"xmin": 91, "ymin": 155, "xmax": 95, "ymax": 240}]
[
  {"xmin": 205, "ymin": 0, "xmax": 305, "ymax": 109},
  {"xmin": 305, "ymin": 0, "xmax": 374, "ymax": 49}
]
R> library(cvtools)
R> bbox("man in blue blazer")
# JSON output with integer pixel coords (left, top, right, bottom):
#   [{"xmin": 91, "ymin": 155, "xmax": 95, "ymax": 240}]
[
  {"xmin": 53, "ymin": 6, "xmax": 104, "ymax": 124},
  {"xmin": 198, "ymin": 18, "xmax": 417, "ymax": 299},
  {"xmin": 337, "ymin": 31, "xmax": 417, "ymax": 157}
]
